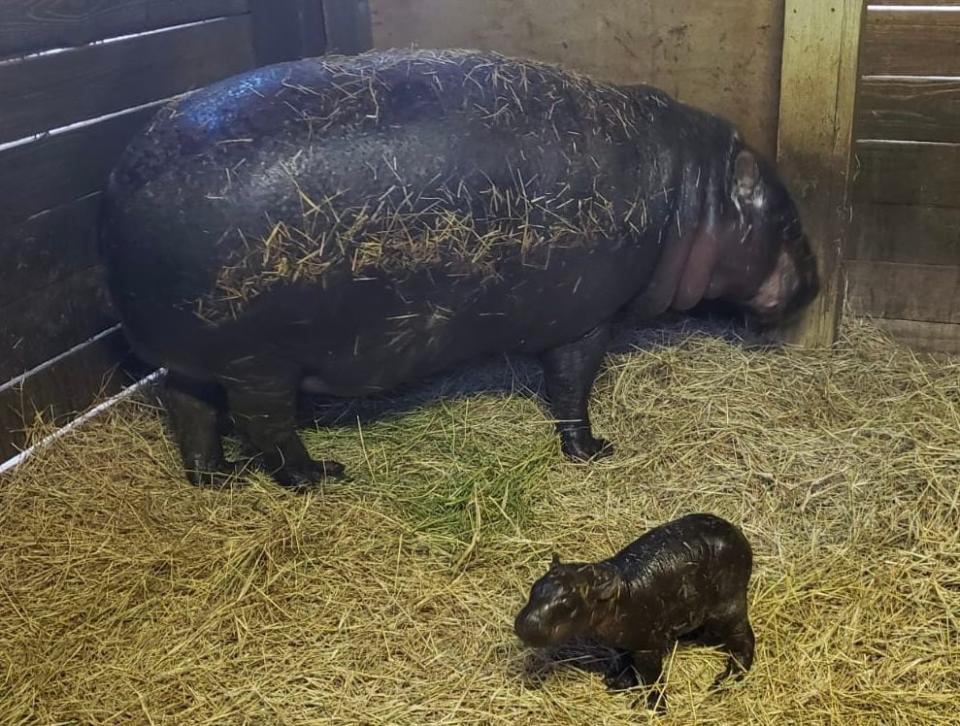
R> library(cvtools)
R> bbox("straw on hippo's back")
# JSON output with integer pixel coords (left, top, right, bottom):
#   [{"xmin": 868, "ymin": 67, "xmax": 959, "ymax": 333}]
[{"xmin": 99, "ymin": 48, "xmax": 818, "ymax": 489}]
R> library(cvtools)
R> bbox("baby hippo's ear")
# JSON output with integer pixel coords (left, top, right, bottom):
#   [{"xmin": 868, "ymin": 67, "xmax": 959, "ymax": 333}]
[
  {"xmin": 550, "ymin": 553, "xmax": 562, "ymax": 569},
  {"xmin": 592, "ymin": 564, "xmax": 623, "ymax": 601}
]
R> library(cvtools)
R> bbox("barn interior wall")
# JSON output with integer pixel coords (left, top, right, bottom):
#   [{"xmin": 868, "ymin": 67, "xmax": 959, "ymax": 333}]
[{"xmin": 369, "ymin": 0, "xmax": 786, "ymax": 160}]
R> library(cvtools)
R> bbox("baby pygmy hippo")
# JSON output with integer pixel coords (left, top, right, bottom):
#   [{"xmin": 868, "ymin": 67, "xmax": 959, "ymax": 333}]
[{"xmin": 514, "ymin": 513, "xmax": 753, "ymax": 710}]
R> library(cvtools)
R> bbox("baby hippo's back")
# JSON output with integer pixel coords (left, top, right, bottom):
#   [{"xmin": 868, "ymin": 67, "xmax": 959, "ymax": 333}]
[{"xmin": 615, "ymin": 514, "xmax": 752, "ymax": 634}]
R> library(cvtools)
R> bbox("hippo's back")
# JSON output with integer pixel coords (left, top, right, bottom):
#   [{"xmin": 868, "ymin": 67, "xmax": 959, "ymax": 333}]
[{"xmin": 100, "ymin": 49, "xmax": 684, "ymax": 384}]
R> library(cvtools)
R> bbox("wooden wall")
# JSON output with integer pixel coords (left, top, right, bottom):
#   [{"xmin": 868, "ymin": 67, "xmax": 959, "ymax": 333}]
[
  {"xmin": 0, "ymin": 0, "xmax": 370, "ymax": 462},
  {"xmin": 369, "ymin": 0, "xmax": 786, "ymax": 159},
  {"xmin": 847, "ymin": 1, "xmax": 960, "ymax": 353}
]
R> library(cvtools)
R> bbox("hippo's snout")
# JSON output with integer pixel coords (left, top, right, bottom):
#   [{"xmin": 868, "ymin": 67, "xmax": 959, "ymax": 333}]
[
  {"xmin": 514, "ymin": 607, "xmax": 548, "ymax": 647},
  {"xmin": 746, "ymin": 241, "xmax": 820, "ymax": 326}
]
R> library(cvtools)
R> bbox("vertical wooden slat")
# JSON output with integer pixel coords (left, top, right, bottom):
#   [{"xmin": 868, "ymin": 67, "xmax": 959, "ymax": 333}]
[
  {"xmin": 776, "ymin": 0, "xmax": 867, "ymax": 348},
  {"xmin": 324, "ymin": 0, "xmax": 372, "ymax": 55},
  {"xmin": 249, "ymin": 0, "xmax": 327, "ymax": 65}
]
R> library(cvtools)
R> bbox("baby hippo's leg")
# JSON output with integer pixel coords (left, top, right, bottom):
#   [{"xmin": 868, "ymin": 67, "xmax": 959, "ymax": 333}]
[
  {"xmin": 711, "ymin": 614, "xmax": 755, "ymax": 688},
  {"xmin": 603, "ymin": 650, "xmax": 638, "ymax": 691},
  {"xmin": 632, "ymin": 649, "xmax": 667, "ymax": 712}
]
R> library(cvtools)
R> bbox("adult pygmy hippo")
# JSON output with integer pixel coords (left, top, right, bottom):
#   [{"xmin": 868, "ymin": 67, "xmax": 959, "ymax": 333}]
[
  {"xmin": 100, "ymin": 49, "xmax": 818, "ymax": 489},
  {"xmin": 514, "ymin": 513, "xmax": 754, "ymax": 711}
]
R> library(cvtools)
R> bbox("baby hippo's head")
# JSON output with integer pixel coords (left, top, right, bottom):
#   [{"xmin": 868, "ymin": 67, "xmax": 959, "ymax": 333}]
[{"xmin": 514, "ymin": 555, "xmax": 623, "ymax": 648}]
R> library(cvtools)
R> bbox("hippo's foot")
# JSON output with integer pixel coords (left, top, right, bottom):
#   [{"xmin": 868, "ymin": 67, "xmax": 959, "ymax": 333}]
[
  {"xmin": 185, "ymin": 460, "xmax": 254, "ymax": 489},
  {"xmin": 541, "ymin": 324, "xmax": 612, "ymax": 464},
  {"xmin": 604, "ymin": 667, "xmax": 639, "ymax": 692},
  {"xmin": 268, "ymin": 458, "xmax": 347, "ymax": 491},
  {"xmin": 222, "ymin": 363, "xmax": 348, "ymax": 492},
  {"xmin": 561, "ymin": 429, "xmax": 614, "ymax": 461}
]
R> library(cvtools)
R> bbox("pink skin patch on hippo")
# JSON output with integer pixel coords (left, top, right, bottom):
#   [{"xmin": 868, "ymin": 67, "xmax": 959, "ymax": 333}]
[
  {"xmin": 747, "ymin": 249, "xmax": 798, "ymax": 317},
  {"xmin": 631, "ymin": 229, "xmax": 697, "ymax": 318},
  {"xmin": 672, "ymin": 227, "xmax": 724, "ymax": 311}
]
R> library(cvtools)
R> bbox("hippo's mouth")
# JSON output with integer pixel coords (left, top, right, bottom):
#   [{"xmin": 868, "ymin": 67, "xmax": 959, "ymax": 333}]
[{"xmin": 743, "ymin": 244, "xmax": 819, "ymax": 327}]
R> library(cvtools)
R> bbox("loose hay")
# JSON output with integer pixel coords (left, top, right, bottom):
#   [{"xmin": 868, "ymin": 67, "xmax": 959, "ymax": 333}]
[{"xmin": 1, "ymin": 317, "xmax": 958, "ymax": 724}]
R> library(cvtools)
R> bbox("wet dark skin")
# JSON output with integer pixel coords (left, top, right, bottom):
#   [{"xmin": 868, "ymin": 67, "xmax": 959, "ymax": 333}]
[
  {"xmin": 514, "ymin": 514, "xmax": 754, "ymax": 712},
  {"xmin": 100, "ymin": 50, "xmax": 818, "ymax": 489}
]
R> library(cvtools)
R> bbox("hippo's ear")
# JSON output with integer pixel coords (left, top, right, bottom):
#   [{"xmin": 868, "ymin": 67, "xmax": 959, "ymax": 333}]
[
  {"xmin": 550, "ymin": 553, "xmax": 562, "ymax": 568},
  {"xmin": 733, "ymin": 149, "xmax": 760, "ymax": 200}
]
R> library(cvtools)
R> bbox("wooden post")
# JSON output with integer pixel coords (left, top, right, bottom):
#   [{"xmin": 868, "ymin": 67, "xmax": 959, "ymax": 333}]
[
  {"xmin": 250, "ymin": 0, "xmax": 328, "ymax": 66},
  {"xmin": 323, "ymin": 0, "xmax": 373, "ymax": 55},
  {"xmin": 776, "ymin": 0, "xmax": 867, "ymax": 347}
]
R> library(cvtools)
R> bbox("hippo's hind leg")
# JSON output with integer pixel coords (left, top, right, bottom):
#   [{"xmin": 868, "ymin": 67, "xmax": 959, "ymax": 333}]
[
  {"xmin": 162, "ymin": 371, "xmax": 232, "ymax": 488},
  {"xmin": 540, "ymin": 324, "xmax": 613, "ymax": 460},
  {"xmin": 220, "ymin": 362, "xmax": 344, "ymax": 489}
]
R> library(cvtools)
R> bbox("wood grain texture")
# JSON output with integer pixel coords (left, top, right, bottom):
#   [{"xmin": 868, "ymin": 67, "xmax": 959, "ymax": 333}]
[
  {"xmin": 852, "ymin": 142, "xmax": 960, "ymax": 208},
  {"xmin": 0, "ymin": 194, "xmax": 102, "ymax": 308},
  {"xmin": 0, "ymin": 106, "xmax": 156, "ymax": 226},
  {"xmin": 369, "ymin": 0, "xmax": 785, "ymax": 158},
  {"xmin": 875, "ymin": 318, "xmax": 960, "ymax": 355},
  {"xmin": 847, "ymin": 259, "xmax": 960, "ymax": 324},
  {"xmin": 857, "ymin": 78, "xmax": 960, "ymax": 144},
  {"xmin": 0, "ymin": 15, "xmax": 256, "ymax": 144},
  {"xmin": 849, "ymin": 204, "xmax": 960, "ymax": 266},
  {"xmin": 776, "ymin": 0, "xmax": 867, "ymax": 347},
  {"xmin": 324, "ymin": 0, "xmax": 373, "ymax": 55},
  {"xmin": 0, "ymin": 267, "xmax": 117, "ymax": 383},
  {"xmin": 0, "ymin": 0, "xmax": 249, "ymax": 58},
  {"xmin": 860, "ymin": 6, "xmax": 960, "ymax": 76},
  {"xmin": 249, "ymin": 0, "xmax": 326, "ymax": 66},
  {"xmin": 0, "ymin": 328, "xmax": 138, "ymax": 461}
]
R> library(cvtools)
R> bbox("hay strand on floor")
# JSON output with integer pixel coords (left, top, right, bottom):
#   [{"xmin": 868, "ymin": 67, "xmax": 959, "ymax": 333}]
[{"xmin": 1, "ymin": 318, "xmax": 958, "ymax": 724}]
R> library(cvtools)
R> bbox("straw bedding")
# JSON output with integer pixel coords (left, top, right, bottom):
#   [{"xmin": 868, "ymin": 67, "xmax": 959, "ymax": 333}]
[{"xmin": 1, "ymin": 317, "xmax": 957, "ymax": 724}]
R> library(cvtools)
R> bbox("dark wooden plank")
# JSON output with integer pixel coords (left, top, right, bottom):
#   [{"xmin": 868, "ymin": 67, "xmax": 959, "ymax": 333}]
[
  {"xmin": 857, "ymin": 77, "xmax": 960, "ymax": 145},
  {"xmin": 852, "ymin": 142, "xmax": 960, "ymax": 208},
  {"xmin": 249, "ymin": 0, "xmax": 326, "ymax": 66},
  {"xmin": 874, "ymin": 318, "xmax": 960, "ymax": 356},
  {"xmin": 0, "ymin": 328, "xmax": 142, "ymax": 461},
  {"xmin": 847, "ymin": 259, "xmax": 960, "ymax": 325},
  {"xmin": 0, "ymin": 267, "xmax": 117, "ymax": 382},
  {"xmin": 0, "ymin": 15, "xmax": 256, "ymax": 144},
  {"xmin": 0, "ymin": 105, "xmax": 156, "ymax": 226},
  {"xmin": 861, "ymin": 7, "xmax": 960, "ymax": 76},
  {"xmin": 0, "ymin": 194, "xmax": 103, "ymax": 308},
  {"xmin": 323, "ymin": 0, "xmax": 372, "ymax": 55},
  {"xmin": 849, "ymin": 204, "xmax": 960, "ymax": 266},
  {"xmin": 0, "ymin": 0, "xmax": 249, "ymax": 59}
]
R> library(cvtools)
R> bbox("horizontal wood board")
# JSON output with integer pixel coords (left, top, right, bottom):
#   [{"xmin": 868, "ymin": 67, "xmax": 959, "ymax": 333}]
[
  {"xmin": 852, "ymin": 142, "xmax": 960, "ymax": 208},
  {"xmin": 0, "ymin": 15, "xmax": 256, "ymax": 145},
  {"xmin": 860, "ymin": 6, "xmax": 960, "ymax": 77},
  {"xmin": 857, "ymin": 77, "xmax": 960, "ymax": 144},
  {"xmin": 0, "ymin": 0, "xmax": 249, "ymax": 59}
]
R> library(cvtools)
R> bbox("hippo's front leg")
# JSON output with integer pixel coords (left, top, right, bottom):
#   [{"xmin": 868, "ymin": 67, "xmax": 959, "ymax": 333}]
[
  {"xmin": 222, "ymin": 363, "xmax": 344, "ymax": 489},
  {"xmin": 633, "ymin": 649, "xmax": 667, "ymax": 712},
  {"xmin": 603, "ymin": 649, "xmax": 638, "ymax": 691},
  {"xmin": 540, "ymin": 324, "xmax": 613, "ymax": 460}
]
